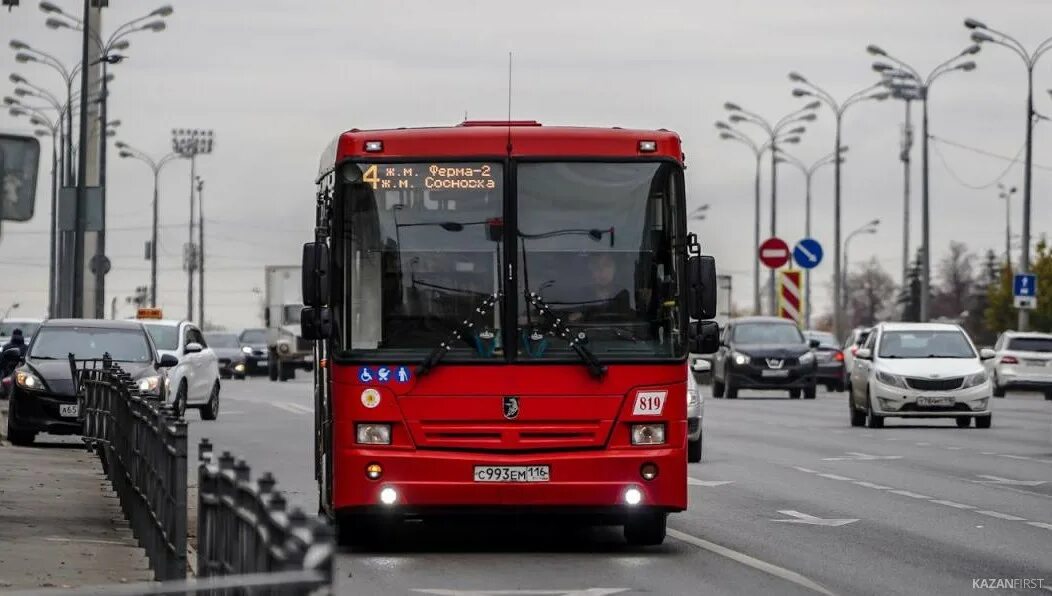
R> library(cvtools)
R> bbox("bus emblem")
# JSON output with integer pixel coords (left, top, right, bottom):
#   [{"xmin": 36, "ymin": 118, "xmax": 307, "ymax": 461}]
[{"xmin": 503, "ymin": 396, "xmax": 520, "ymax": 420}]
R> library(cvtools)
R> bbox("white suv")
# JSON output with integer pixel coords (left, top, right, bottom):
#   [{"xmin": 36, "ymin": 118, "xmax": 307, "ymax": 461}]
[
  {"xmin": 143, "ymin": 320, "xmax": 221, "ymax": 420},
  {"xmin": 848, "ymin": 323, "xmax": 994, "ymax": 429},
  {"xmin": 987, "ymin": 331, "xmax": 1052, "ymax": 400}
]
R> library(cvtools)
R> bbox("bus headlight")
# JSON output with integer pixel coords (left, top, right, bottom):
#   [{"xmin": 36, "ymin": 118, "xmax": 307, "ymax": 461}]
[
  {"xmin": 356, "ymin": 423, "xmax": 391, "ymax": 445},
  {"xmin": 631, "ymin": 423, "xmax": 666, "ymax": 445}
]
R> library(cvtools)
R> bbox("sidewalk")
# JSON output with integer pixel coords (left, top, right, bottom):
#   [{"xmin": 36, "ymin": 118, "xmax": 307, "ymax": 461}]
[{"xmin": 0, "ymin": 402, "xmax": 153, "ymax": 590}]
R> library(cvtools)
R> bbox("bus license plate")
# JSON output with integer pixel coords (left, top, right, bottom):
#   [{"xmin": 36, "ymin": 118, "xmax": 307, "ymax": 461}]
[{"xmin": 473, "ymin": 465, "xmax": 550, "ymax": 483}]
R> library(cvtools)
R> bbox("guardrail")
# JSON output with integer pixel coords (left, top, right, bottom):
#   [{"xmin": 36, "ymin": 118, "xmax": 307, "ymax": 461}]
[
  {"xmin": 197, "ymin": 439, "xmax": 334, "ymax": 587},
  {"xmin": 73, "ymin": 358, "xmax": 334, "ymax": 594},
  {"xmin": 75, "ymin": 356, "xmax": 188, "ymax": 581}
]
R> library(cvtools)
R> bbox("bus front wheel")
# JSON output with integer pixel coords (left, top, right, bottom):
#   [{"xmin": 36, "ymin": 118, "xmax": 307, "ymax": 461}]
[{"xmin": 624, "ymin": 511, "xmax": 667, "ymax": 546}]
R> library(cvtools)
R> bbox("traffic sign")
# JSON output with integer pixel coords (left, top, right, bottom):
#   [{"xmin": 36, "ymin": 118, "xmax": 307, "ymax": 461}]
[
  {"xmin": 778, "ymin": 270, "xmax": 803, "ymax": 326},
  {"xmin": 792, "ymin": 238, "xmax": 823, "ymax": 269},
  {"xmin": 1013, "ymin": 273, "xmax": 1037, "ymax": 310},
  {"xmin": 759, "ymin": 237, "xmax": 791, "ymax": 269}
]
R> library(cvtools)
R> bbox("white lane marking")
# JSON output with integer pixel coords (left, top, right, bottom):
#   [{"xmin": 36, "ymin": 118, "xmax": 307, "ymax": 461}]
[
  {"xmin": 915, "ymin": 442, "xmax": 931, "ymax": 446},
  {"xmin": 981, "ymin": 452, "xmax": 996, "ymax": 455},
  {"xmin": 1026, "ymin": 521, "xmax": 1052, "ymax": 531},
  {"xmin": 888, "ymin": 490, "xmax": 932, "ymax": 499},
  {"xmin": 687, "ymin": 478, "xmax": 735, "ymax": 487},
  {"xmin": 44, "ymin": 536, "xmax": 136, "ymax": 546},
  {"xmin": 976, "ymin": 510, "xmax": 1027, "ymax": 521},
  {"xmin": 771, "ymin": 510, "xmax": 859, "ymax": 527},
  {"xmin": 414, "ymin": 590, "xmax": 629, "ymax": 596},
  {"xmin": 817, "ymin": 473, "xmax": 854, "ymax": 481},
  {"xmin": 667, "ymin": 529, "xmax": 836, "ymax": 596},
  {"xmin": 945, "ymin": 446, "xmax": 962, "ymax": 450},
  {"xmin": 972, "ymin": 475, "xmax": 1047, "ymax": 487},
  {"xmin": 823, "ymin": 452, "xmax": 903, "ymax": 461},
  {"xmin": 852, "ymin": 481, "xmax": 893, "ymax": 490},
  {"xmin": 929, "ymin": 500, "xmax": 975, "ymax": 510},
  {"xmin": 271, "ymin": 402, "xmax": 313, "ymax": 415},
  {"xmin": 794, "ymin": 467, "xmax": 819, "ymax": 474}
]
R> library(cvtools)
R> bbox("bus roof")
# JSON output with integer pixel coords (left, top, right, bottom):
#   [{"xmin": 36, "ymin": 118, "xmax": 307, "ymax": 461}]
[{"xmin": 318, "ymin": 121, "xmax": 682, "ymax": 181}]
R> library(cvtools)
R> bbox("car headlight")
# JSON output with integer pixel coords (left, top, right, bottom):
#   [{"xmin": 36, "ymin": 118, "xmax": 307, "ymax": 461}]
[
  {"xmin": 799, "ymin": 352, "xmax": 815, "ymax": 365},
  {"xmin": 631, "ymin": 423, "xmax": 666, "ymax": 445},
  {"xmin": 241, "ymin": 346, "xmax": 253, "ymax": 355},
  {"xmin": 356, "ymin": 423, "xmax": 391, "ymax": 445},
  {"xmin": 875, "ymin": 370, "xmax": 908, "ymax": 389},
  {"xmin": 15, "ymin": 370, "xmax": 44, "ymax": 391},
  {"xmin": 961, "ymin": 371, "xmax": 989, "ymax": 389},
  {"xmin": 732, "ymin": 351, "xmax": 750, "ymax": 366},
  {"xmin": 137, "ymin": 375, "xmax": 162, "ymax": 394}
]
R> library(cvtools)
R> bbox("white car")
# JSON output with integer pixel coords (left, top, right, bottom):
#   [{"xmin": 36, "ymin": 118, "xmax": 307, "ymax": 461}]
[
  {"xmin": 142, "ymin": 320, "xmax": 221, "ymax": 420},
  {"xmin": 842, "ymin": 326, "xmax": 872, "ymax": 393},
  {"xmin": 987, "ymin": 331, "xmax": 1052, "ymax": 400},
  {"xmin": 687, "ymin": 365, "xmax": 704, "ymax": 463},
  {"xmin": 848, "ymin": 322, "xmax": 994, "ymax": 429}
]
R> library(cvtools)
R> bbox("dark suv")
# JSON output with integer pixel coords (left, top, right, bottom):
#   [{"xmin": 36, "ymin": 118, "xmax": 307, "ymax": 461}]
[{"xmin": 712, "ymin": 317, "xmax": 819, "ymax": 399}]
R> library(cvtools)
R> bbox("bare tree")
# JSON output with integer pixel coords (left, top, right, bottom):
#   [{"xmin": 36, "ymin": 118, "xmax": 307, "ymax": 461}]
[
  {"xmin": 846, "ymin": 258, "xmax": 897, "ymax": 328},
  {"xmin": 932, "ymin": 241, "xmax": 975, "ymax": 321}
]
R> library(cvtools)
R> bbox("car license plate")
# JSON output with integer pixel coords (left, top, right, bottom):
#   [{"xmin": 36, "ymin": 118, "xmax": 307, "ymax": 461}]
[
  {"xmin": 257, "ymin": 360, "xmax": 268, "ymax": 367},
  {"xmin": 473, "ymin": 465, "xmax": 550, "ymax": 483},
  {"xmin": 761, "ymin": 369, "xmax": 789, "ymax": 378},
  {"xmin": 917, "ymin": 396, "xmax": 955, "ymax": 407},
  {"xmin": 58, "ymin": 404, "xmax": 79, "ymax": 418}
]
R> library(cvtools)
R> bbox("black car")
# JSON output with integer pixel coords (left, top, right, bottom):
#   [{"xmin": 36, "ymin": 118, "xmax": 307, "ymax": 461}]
[
  {"xmin": 204, "ymin": 332, "xmax": 247, "ymax": 380},
  {"xmin": 804, "ymin": 330, "xmax": 846, "ymax": 392},
  {"xmin": 712, "ymin": 316, "xmax": 819, "ymax": 399},
  {"xmin": 3, "ymin": 319, "xmax": 178, "ymax": 446},
  {"xmin": 238, "ymin": 328, "xmax": 269, "ymax": 376}
]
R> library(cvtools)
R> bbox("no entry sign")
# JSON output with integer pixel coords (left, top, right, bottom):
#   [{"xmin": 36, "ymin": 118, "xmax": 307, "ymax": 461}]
[{"xmin": 759, "ymin": 237, "xmax": 791, "ymax": 269}]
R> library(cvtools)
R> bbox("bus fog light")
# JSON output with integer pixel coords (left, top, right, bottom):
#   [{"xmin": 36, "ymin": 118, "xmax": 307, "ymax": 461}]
[
  {"xmin": 640, "ymin": 462, "xmax": 659, "ymax": 481},
  {"xmin": 379, "ymin": 487, "xmax": 398, "ymax": 505},
  {"xmin": 624, "ymin": 487, "xmax": 643, "ymax": 505},
  {"xmin": 356, "ymin": 424, "xmax": 391, "ymax": 445},
  {"xmin": 365, "ymin": 463, "xmax": 383, "ymax": 480},
  {"xmin": 631, "ymin": 424, "xmax": 666, "ymax": 445}
]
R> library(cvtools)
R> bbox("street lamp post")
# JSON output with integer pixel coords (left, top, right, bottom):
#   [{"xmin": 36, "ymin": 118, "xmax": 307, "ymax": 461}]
[
  {"xmin": 722, "ymin": 102, "xmax": 818, "ymax": 315},
  {"xmin": 998, "ymin": 183, "xmax": 1017, "ymax": 265},
  {"xmin": 843, "ymin": 219, "xmax": 881, "ymax": 316},
  {"xmin": 115, "ymin": 142, "xmax": 184, "ymax": 307},
  {"xmin": 197, "ymin": 176, "xmax": 205, "ymax": 328},
  {"xmin": 172, "ymin": 129, "xmax": 214, "ymax": 322},
  {"xmin": 775, "ymin": 147, "xmax": 847, "ymax": 328},
  {"xmin": 879, "ymin": 76, "xmax": 923, "ymax": 295},
  {"xmin": 715, "ymin": 120, "xmax": 805, "ymax": 314},
  {"xmin": 966, "ymin": 19, "xmax": 1052, "ymax": 331},
  {"xmin": 868, "ymin": 43, "xmax": 980, "ymax": 325},
  {"xmin": 788, "ymin": 73, "xmax": 890, "ymax": 340}
]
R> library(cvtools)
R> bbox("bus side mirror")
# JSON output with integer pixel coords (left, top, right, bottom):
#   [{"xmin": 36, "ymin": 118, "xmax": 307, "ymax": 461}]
[
  {"xmin": 691, "ymin": 320, "xmax": 720, "ymax": 354},
  {"xmin": 302, "ymin": 242, "xmax": 330, "ymax": 308},
  {"xmin": 687, "ymin": 255, "xmax": 717, "ymax": 320},
  {"xmin": 301, "ymin": 307, "xmax": 333, "ymax": 341}
]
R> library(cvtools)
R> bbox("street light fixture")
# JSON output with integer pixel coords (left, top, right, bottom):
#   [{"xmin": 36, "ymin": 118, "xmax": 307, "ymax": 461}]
[
  {"xmin": 843, "ymin": 219, "xmax": 881, "ymax": 312},
  {"xmin": 965, "ymin": 18, "xmax": 1052, "ymax": 331},
  {"xmin": 787, "ymin": 72, "xmax": 888, "ymax": 339},
  {"xmin": 722, "ymin": 101, "xmax": 819, "ymax": 314}
]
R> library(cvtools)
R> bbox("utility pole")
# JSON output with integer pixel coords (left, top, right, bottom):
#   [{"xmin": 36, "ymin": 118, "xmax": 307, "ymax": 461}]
[
  {"xmin": 197, "ymin": 176, "xmax": 204, "ymax": 328},
  {"xmin": 900, "ymin": 100, "xmax": 913, "ymax": 299},
  {"xmin": 171, "ymin": 129, "xmax": 213, "ymax": 323}
]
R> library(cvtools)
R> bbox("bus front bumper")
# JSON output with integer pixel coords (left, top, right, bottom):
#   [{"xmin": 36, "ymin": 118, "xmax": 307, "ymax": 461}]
[{"xmin": 333, "ymin": 447, "xmax": 687, "ymax": 513}]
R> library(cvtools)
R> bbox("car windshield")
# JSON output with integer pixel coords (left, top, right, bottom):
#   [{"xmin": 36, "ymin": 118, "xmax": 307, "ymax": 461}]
[
  {"xmin": 240, "ymin": 329, "xmax": 267, "ymax": 344},
  {"xmin": 144, "ymin": 323, "xmax": 180, "ymax": 351},
  {"xmin": 30, "ymin": 326, "xmax": 153, "ymax": 362},
  {"xmin": 0, "ymin": 322, "xmax": 41, "ymax": 337},
  {"xmin": 1007, "ymin": 337, "xmax": 1052, "ymax": 353},
  {"xmin": 205, "ymin": 333, "xmax": 240, "ymax": 348},
  {"xmin": 734, "ymin": 322, "xmax": 803, "ymax": 345},
  {"xmin": 879, "ymin": 330, "xmax": 976, "ymax": 359},
  {"xmin": 805, "ymin": 331, "xmax": 838, "ymax": 349}
]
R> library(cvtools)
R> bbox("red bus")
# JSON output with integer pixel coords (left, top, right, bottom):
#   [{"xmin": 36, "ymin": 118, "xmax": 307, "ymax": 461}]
[{"xmin": 301, "ymin": 120, "xmax": 718, "ymax": 546}]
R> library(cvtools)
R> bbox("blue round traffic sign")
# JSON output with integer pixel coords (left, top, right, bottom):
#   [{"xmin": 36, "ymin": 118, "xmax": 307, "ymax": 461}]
[{"xmin": 793, "ymin": 238, "xmax": 824, "ymax": 270}]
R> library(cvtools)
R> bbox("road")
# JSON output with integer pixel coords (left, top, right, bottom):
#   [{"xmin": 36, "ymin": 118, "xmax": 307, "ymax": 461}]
[{"xmin": 188, "ymin": 375, "xmax": 1052, "ymax": 596}]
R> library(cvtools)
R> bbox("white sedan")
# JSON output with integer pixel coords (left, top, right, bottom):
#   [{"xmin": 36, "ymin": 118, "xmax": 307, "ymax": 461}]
[
  {"xmin": 848, "ymin": 322, "xmax": 994, "ymax": 429},
  {"xmin": 143, "ymin": 320, "xmax": 221, "ymax": 420},
  {"xmin": 987, "ymin": 331, "xmax": 1052, "ymax": 400}
]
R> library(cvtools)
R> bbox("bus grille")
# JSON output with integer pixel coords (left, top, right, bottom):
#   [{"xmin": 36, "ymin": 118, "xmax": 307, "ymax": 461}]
[{"xmin": 411, "ymin": 421, "xmax": 611, "ymax": 451}]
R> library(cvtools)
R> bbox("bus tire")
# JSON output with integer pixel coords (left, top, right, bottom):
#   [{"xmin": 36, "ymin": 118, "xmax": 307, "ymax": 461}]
[{"xmin": 624, "ymin": 511, "xmax": 667, "ymax": 546}]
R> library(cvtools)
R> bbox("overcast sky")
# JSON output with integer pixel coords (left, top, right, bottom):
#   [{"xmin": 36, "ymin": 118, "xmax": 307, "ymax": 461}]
[{"xmin": 2, "ymin": 0, "xmax": 1051, "ymax": 328}]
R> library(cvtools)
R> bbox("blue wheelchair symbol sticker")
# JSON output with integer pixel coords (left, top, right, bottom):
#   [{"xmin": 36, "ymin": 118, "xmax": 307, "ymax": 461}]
[{"xmin": 358, "ymin": 367, "xmax": 374, "ymax": 384}]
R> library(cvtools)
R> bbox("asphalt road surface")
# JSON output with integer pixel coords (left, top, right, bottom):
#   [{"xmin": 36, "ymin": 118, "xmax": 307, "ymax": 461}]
[{"xmin": 188, "ymin": 375, "xmax": 1052, "ymax": 596}]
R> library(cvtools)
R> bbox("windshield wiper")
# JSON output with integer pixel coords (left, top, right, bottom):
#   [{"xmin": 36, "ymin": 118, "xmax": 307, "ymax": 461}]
[
  {"xmin": 416, "ymin": 293, "xmax": 501, "ymax": 377},
  {"xmin": 524, "ymin": 291, "xmax": 607, "ymax": 379}
]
